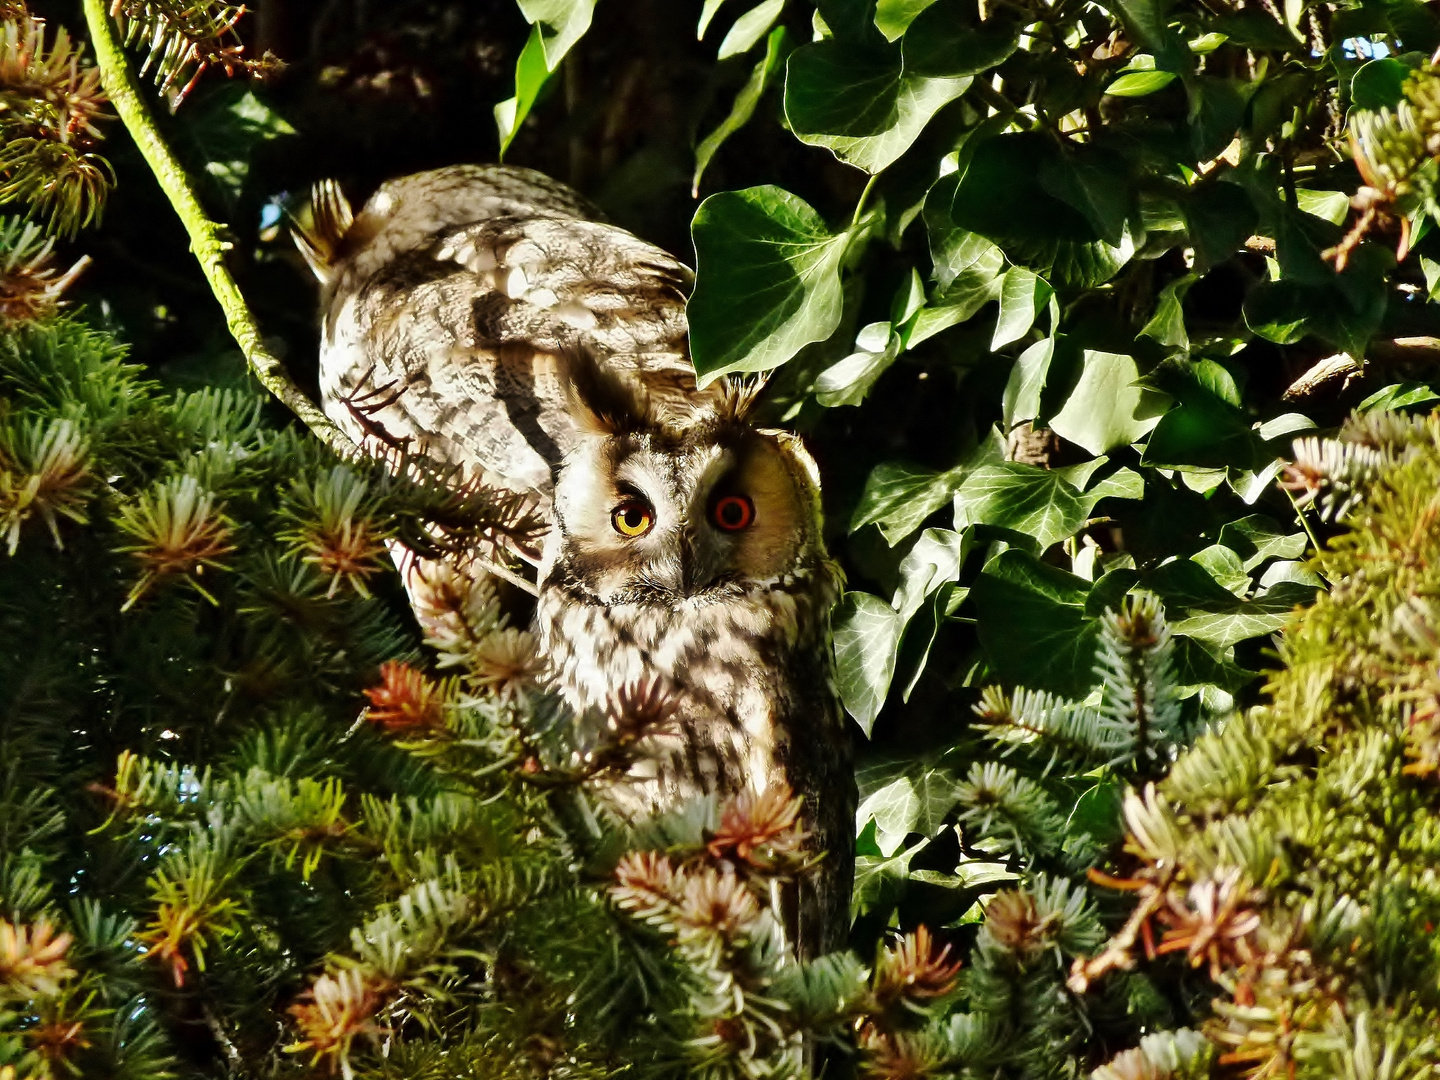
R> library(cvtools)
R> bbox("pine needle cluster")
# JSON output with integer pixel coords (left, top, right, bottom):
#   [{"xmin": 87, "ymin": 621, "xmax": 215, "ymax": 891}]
[
  {"xmin": 108, "ymin": 0, "xmax": 279, "ymax": 106},
  {"xmin": 1331, "ymin": 66, "xmax": 1440, "ymax": 269},
  {"xmin": 0, "ymin": 4, "xmax": 111, "ymax": 237},
  {"xmin": 1071, "ymin": 411, "xmax": 1440, "ymax": 1078}
]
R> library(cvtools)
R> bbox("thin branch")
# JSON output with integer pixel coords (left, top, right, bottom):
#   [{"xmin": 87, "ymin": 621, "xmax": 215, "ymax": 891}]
[{"xmin": 79, "ymin": 0, "xmax": 354, "ymax": 458}]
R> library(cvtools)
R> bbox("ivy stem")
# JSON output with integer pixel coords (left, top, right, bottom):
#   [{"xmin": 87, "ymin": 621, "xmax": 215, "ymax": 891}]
[
  {"xmin": 80, "ymin": 0, "xmax": 353, "ymax": 458},
  {"xmin": 1284, "ymin": 486, "xmax": 1331, "ymax": 585},
  {"xmin": 850, "ymin": 173, "xmax": 880, "ymax": 231}
]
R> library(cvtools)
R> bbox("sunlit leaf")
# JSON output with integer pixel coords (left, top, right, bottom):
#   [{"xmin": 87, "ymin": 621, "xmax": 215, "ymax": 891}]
[
  {"xmin": 689, "ymin": 186, "xmax": 855, "ymax": 381},
  {"xmin": 694, "ymin": 26, "xmax": 791, "ymax": 194},
  {"xmin": 717, "ymin": 0, "xmax": 786, "ymax": 59},
  {"xmin": 834, "ymin": 591, "xmax": 904, "ymax": 734},
  {"xmin": 1049, "ymin": 351, "xmax": 1167, "ymax": 456},
  {"xmin": 785, "ymin": 31, "xmax": 970, "ymax": 173}
]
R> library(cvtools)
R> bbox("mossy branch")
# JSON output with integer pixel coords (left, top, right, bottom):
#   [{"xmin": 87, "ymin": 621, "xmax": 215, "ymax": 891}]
[{"xmin": 79, "ymin": 0, "xmax": 353, "ymax": 458}]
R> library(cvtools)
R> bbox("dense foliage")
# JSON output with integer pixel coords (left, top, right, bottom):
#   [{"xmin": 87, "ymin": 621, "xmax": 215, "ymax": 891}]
[{"xmin": 6, "ymin": 0, "xmax": 1440, "ymax": 1075}]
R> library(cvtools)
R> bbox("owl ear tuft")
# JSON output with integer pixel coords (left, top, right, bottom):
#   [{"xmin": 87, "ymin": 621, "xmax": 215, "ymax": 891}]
[
  {"xmin": 712, "ymin": 373, "xmax": 769, "ymax": 424},
  {"xmin": 292, "ymin": 179, "xmax": 355, "ymax": 284},
  {"xmin": 562, "ymin": 348, "xmax": 655, "ymax": 436}
]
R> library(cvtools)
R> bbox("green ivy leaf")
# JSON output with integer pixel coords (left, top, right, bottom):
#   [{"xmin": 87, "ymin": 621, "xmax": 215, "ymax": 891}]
[
  {"xmin": 784, "ymin": 32, "xmax": 971, "ymax": 173},
  {"xmin": 495, "ymin": 27, "xmax": 553, "ymax": 156},
  {"xmin": 856, "ymin": 776, "xmax": 921, "ymax": 853},
  {"xmin": 1002, "ymin": 337, "xmax": 1055, "ymax": 428},
  {"xmin": 850, "ymin": 461, "xmax": 968, "ymax": 543},
  {"xmin": 1216, "ymin": 514, "xmax": 1307, "ymax": 571},
  {"xmin": 694, "ymin": 27, "xmax": 792, "ymax": 194},
  {"xmin": 717, "ymin": 0, "xmax": 786, "ymax": 59},
  {"xmin": 893, "ymin": 527, "xmax": 967, "ymax": 625},
  {"xmin": 495, "ymin": 0, "xmax": 600, "ymax": 154},
  {"xmin": 990, "ymin": 267, "xmax": 1053, "ymax": 350},
  {"xmin": 926, "ymin": 135, "xmax": 1136, "ymax": 288},
  {"xmin": 1049, "ymin": 351, "xmax": 1168, "ymax": 456},
  {"xmin": 1138, "ymin": 275, "xmax": 1194, "ymax": 351},
  {"xmin": 834, "ymin": 591, "xmax": 905, "ymax": 735},
  {"xmin": 1141, "ymin": 385, "xmax": 1264, "ymax": 471},
  {"xmin": 699, "ymin": 0, "xmax": 729, "ymax": 37},
  {"xmin": 953, "ymin": 463, "xmax": 1091, "ymax": 550},
  {"xmin": 1351, "ymin": 57, "xmax": 1412, "ymax": 109},
  {"xmin": 901, "ymin": 0, "xmax": 1021, "ymax": 77},
  {"xmin": 1105, "ymin": 70, "xmax": 1178, "ymax": 96},
  {"xmin": 971, "ymin": 550, "xmax": 1103, "ymax": 698},
  {"xmin": 874, "ymin": 0, "xmax": 940, "ymax": 40},
  {"xmin": 815, "ymin": 322, "xmax": 902, "ymax": 407},
  {"xmin": 689, "ymin": 187, "xmax": 855, "ymax": 381}
]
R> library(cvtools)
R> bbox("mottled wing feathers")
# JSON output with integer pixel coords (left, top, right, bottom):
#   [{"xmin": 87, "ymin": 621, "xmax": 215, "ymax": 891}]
[{"xmin": 303, "ymin": 165, "xmax": 718, "ymax": 531}]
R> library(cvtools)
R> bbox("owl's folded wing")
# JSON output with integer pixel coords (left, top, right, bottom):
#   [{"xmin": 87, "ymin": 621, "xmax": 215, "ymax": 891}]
[{"xmin": 304, "ymin": 165, "xmax": 716, "ymax": 531}]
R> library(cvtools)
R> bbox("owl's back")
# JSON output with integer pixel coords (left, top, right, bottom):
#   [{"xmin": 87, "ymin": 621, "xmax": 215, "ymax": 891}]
[{"xmin": 302, "ymin": 165, "xmax": 712, "ymax": 516}]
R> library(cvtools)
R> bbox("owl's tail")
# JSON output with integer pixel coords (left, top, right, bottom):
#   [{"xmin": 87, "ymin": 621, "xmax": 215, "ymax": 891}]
[{"xmin": 291, "ymin": 179, "xmax": 355, "ymax": 284}]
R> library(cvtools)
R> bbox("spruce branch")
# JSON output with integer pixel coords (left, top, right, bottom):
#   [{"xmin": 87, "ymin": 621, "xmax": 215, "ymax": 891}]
[
  {"xmin": 0, "ymin": 216, "xmax": 90, "ymax": 321},
  {"xmin": 108, "ymin": 0, "xmax": 279, "ymax": 107},
  {"xmin": 0, "ymin": 919, "xmax": 74, "ymax": 1000},
  {"xmin": 0, "ymin": 11, "xmax": 113, "ymax": 236},
  {"xmin": 78, "ymin": 0, "xmax": 352, "ymax": 456},
  {"xmin": 0, "ymin": 415, "xmax": 92, "ymax": 554}
]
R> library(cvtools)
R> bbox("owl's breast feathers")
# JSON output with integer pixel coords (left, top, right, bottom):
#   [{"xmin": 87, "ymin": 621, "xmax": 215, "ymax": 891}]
[
  {"xmin": 305, "ymin": 165, "xmax": 715, "ymax": 522},
  {"xmin": 535, "ymin": 557, "xmax": 855, "ymax": 954}
]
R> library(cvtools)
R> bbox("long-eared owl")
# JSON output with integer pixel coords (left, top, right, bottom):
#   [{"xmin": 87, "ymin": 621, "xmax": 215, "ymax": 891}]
[{"xmin": 297, "ymin": 165, "xmax": 854, "ymax": 955}]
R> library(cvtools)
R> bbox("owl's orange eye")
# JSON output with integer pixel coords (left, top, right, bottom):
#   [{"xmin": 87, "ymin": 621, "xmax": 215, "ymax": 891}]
[
  {"xmin": 611, "ymin": 499, "xmax": 654, "ymax": 537},
  {"xmin": 712, "ymin": 494, "xmax": 754, "ymax": 531}
]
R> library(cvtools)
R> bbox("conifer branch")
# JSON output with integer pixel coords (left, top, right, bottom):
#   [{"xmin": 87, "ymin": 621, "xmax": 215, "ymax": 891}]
[{"xmin": 77, "ymin": 0, "xmax": 353, "ymax": 457}]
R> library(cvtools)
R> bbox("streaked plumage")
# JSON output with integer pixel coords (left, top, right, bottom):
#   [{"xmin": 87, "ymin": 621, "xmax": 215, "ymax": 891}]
[{"xmin": 299, "ymin": 164, "xmax": 854, "ymax": 955}]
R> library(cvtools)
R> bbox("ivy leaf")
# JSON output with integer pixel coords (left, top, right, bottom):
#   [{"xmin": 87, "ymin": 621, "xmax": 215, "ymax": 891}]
[
  {"xmin": 1168, "ymin": 594, "xmax": 1306, "ymax": 649},
  {"xmin": 954, "ymin": 462, "xmax": 1105, "ymax": 551},
  {"xmin": 971, "ymin": 550, "xmax": 1102, "ymax": 697},
  {"xmin": 694, "ymin": 27, "xmax": 791, "ymax": 194},
  {"xmin": 1351, "ymin": 57, "xmax": 1411, "ymax": 109},
  {"xmin": 925, "ymin": 134, "xmax": 1135, "ymax": 288},
  {"xmin": 874, "ymin": 0, "xmax": 940, "ymax": 40},
  {"xmin": 1145, "ymin": 559, "xmax": 1313, "ymax": 649},
  {"xmin": 850, "ymin": 461, "xmax": 967, "ymax": 544},
  {"xmin": 689, "ymin": 187, "xmax": 855, "ymax": 381},
  {"xmin": 1139, "ymin": 275, "xmax": 1195, "ymax": 351},
  {"xmin": 893, "ymin": 527, "xmax": 967, "ymax": 625},
  {"xmin": 1038, "ymin": 145, "xmax": 1133, "ymax": 248},
  {"xmin": 1105, "ymin": 70, "xmax": 1177, "ymax": 96},
  {"xmin": 834, "ymin": 591, "xmax": 904, "ymax": 735},
  {"xmin": 901, "ymin": 0, "xmax": 1021, "ymax": 77},
  {"xmin": 991, "ymin": 267, "xmax": 1053, "ymax": 350},
  {"xmin": 1049, "ymin": 351, "xmax": 1168, "ymax": 456},
  {"xmin": 699, "ymin": 0, "xmax": 729, "ymax": 37},
  {"xmin": 495, "ymin": 27, "xmax": 553, "ymax": 156},
  {"xmin": 1141, "ymin": 385, "xmax": 1263, "ymax": 470},
  {"xmin": 495, "ymin": 0, "xmax": 600, "ymax": 155},
  {"xmin": 785, "ymin": 32, "xmax": 971, "ymax": 173},
  {"xmin": 815, "ymin": 322, "xmax": 902, "ymax": 406},
  {"xmin": 519, "ymin": 0, "xmax": 601, "ymax": 63},
  {"xmin": 1002, "ymin": 337, "xmax": 1055, "ymax": 428},
  {"xmin": 853, "ymin": 836, "xmax": 924, "ymax": 918},
  {"xmin": 857, "ymin": 776, "xmax": 920, "ymax": 854},
  {"xmin": 1216, "ymin": 514, "xmax": 1307, "ymax": 571},
  {"xmin": 717, "ymin": 0, "xmax": 786, "ymax": 59}
]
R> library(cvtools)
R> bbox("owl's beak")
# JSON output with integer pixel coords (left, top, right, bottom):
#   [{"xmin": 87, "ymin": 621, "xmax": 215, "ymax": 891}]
[{"xmin": 677, "ymin": 525, "xmax": 724, "ymax": 595}]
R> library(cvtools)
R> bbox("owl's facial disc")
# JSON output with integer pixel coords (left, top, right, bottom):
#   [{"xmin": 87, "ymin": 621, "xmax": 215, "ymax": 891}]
[{"xmin": 551, "ymin": 426, "xmax": 818, "ymax": 605}]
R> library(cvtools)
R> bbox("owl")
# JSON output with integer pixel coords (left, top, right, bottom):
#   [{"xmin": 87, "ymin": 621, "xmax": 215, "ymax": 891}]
[{"xmin": 296, "ymin": 165, "xmax": 854, "ymax": 956}]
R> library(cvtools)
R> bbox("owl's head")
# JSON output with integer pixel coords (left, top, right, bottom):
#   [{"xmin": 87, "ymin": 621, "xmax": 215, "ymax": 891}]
[{"xmin": 543, "ymin": 397, "xmax": 828, "ymax": 605}]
